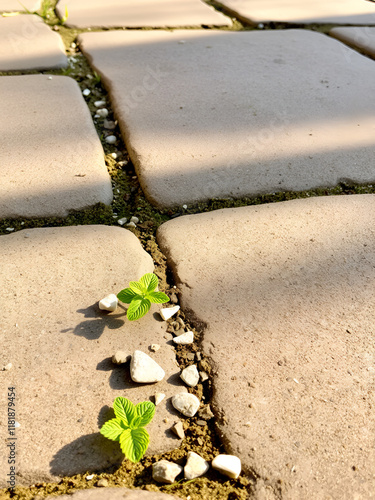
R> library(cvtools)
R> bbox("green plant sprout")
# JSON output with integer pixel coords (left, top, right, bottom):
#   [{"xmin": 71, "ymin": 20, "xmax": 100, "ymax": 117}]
[
  {"xmin": 100, "ymin": 396, "xmax": 155, "ymax": 463},
  {"xmin": 117, "ymin": 273, "xmax": 169, "ymax": 321},
  {"xmin": 60, "ymin": 5, "xmax": 68, "ymax": 24}
]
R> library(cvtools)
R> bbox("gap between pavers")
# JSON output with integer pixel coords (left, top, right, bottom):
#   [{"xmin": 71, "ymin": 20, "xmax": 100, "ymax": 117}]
[
  {"xmin": 216, "ymin": 0, "xmax": 375, "ymax": 25},
  {"xmin": 0, "ymin": 226, "xmax": 186, "ymax": 487},
  {"xmin": 0, "ymin": 74, "xmax": 112, "ymax": 219},
  {"xmin": 0, "ymin": 15, "xmax": 67, "ymax": 71},
  {"xmin": 330, "ymin": 26, "xmax": 375, "ymax": 60},
  {"xmin": 0, "ymin": 0, "xmax": 40, "ymax": 12},
  {"xmin": 157, "ymin": 195, "xmax": 375, "ymax": 499},
  {"xmin": 52, "ymin": 489, "xmax": 179, "ymax": 500},
  {"xmin": 79, "ymin": 29, "xmax": 375, "ymax": 209},
  {"xmin": 56, "ymin": 0, "xmax": 231, "ymax": 29}
]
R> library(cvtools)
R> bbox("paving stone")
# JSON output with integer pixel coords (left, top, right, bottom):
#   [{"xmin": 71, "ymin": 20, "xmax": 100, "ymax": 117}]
[
  {"xmin": 0, "ymin": 226, "xmax": 186, "ymax": 487},
  {"xmin": 56, "ymin": 0, "xmax": 231, "ymax": 28},
  {"xmin": 0, "ymin": 0, "xmax": 40, "ymax": 12},
  {"xmin": 217, "ymin": 0, "xmax": 375, "ymax": 24},
  {"xmin": 0, "ymin": 15, "xmax": 67, "ymax": 71},
  {"xmin": 330, "ymin": 26, "xmax": 375, "ymax": 60},
  {"xmin": 54, "ymin": 488, "xmax": 179, "ymax": 500},
  {"xmin": 79, "ymin": 30, "xmax": 375, "ymax": 208},
  {"xmin": 0, "ymin": 75, "xmax": 112, "ymax": 219},
  {"xmin": 157, "ymin": 195, "xmax": 375, "ymax": 498}
]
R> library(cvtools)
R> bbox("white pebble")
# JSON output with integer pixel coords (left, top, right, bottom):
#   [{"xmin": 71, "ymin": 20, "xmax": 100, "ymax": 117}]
[
  {"xmin": 117, "ymin": 217, "xmax": 127, "ymax": 226},
  {"xmin": 70, "ymin": 42, "xmax": 76, "ymax": 48},
  {"xmin": 172, "ymin": 421, "xmax": 185, "ymax": 439},
  {"xmin": 180, "ymin": 365, "xmax": 199, "ymax": 387},
  {"xmin": 86, "ymin": 474, "xmax": 94, "ymax": 480},
  {"xmin": 105, "ymin": 135, "xmax": 117, "ymax": 144},
  {"xmin": 173, "ymin": 331, "xmax": 194, "ymax": 345},
  {"xmin": 154, "ymin": 393, "xmax": 165, "ymax": 406},
  {"xmin": 112, "ymin": 351, "xmax": 130, "ymax": 364},
  {"xmin": 182, "ymin": 204, "xmax": 188, "ymax": 209},
  {"xmin": 94, "ymin": 100, "xmax": 106, "ymax": 107},
  {"xmin": 118, "ymin": 160, "xmax": 128, "ymax": 167},
  {"xmin": 130, "ymin": 350, "xmax": 165, "ymax": 383},
  {"xmin": 111, "ymin": 153, "xmax": 117, "ymax": 159},
  {"xmin": 212, "ymin": 455, "xmax": 241, "ymax": 479},
  {"xmin": 98, "ymin": 294, "xmax": 118, "ymax": 312},
  {"xmin": 184, "ymin": 451, "xmax": 209, "ymax": 480},
  {"xmin": 3, "ymin": 363, "xmax": 12, "ymax": 371},
  {"xmin": 150, "ymin": 344, "xmax": 160, "ymax": 352},
  {"xmin": 178, "ymin": 40, "xmax": 186, "ymax": 44},
  {"xmin": 6, "ymin": 228, "xmax": 14, "ymax": 232},
  {"xmin": 48, "ymin": 76, "xmax": 53, "ymax": 80},
  {"xmin": 97, "ymin": 108, "xmax": 109, "ymax": 118},
  {"xmin": 200, "ymin": 371, "xmax": 209, "ymax": 382},
  {"xmin": 130, "ymin": 216, "xmax": 139, "ymax": 224},
  {"xmin": 152, "ymin": 460, "xmax": 183, "ymax": 484},
  {"xmin": 126, "ymin": 221, "xmax": 136, "ymax": 228},
  {"xmin": 172, "ymin": 393, "xmax": 200, "ymax": 417},
  {"xmin": 160, "ymin": 305, "xmax": 180, "ymax": 321},
  {"xmin": 82, "ymin": 89, "xmax": 90, "ymax": 96}
]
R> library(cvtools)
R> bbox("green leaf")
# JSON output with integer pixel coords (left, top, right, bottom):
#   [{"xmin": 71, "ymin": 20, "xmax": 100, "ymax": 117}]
[
  {"xmin": 135, "ymin": 401, "xmax": 156, "ymax": 427},
  {"xmin": 119, "ymin": 427, "xmax": 150, "ymax": 463},
  {"xmin": 139, "ymin": 273, "xmax": 158, "ymax": 293},
  {"xmin": 117, "ymin": 288, "xmax": 140, "ymax": 304},
  {"xmin": 146, "ymin": 291, "xmax": 170, "ymax": 304},
  {"xmin": 129, "ymin": 281, "xmax": 146, "ymax": 295},
  {"xmin": 113, "ymin": 397, "xmax": 136, "ymax": 426},
  {"xmin": 127, "ymin": 298, "xmax": 151, "ymax": 321},
  {"xmin": 100, "ymin": 418, "xmax": 124, "ymax": 442}
]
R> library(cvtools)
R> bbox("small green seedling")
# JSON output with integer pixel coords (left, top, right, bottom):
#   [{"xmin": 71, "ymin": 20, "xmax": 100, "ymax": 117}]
[
  {"xmin": 117, "ymin": 273, "xmax": 169, "ymax": 321},
  {"xmin": 100, "ymin": 396, "xmax": 155, "ymax": 463}
]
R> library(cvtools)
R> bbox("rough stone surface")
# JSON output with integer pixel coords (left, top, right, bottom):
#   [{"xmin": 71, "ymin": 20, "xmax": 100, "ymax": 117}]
[
  {"xmin": 0, "ymin": 75, "xmax": 112, "ymax": 218},
  {"xmin": 0, "ymin": 226, "xmax": 186, "ymax": 487},
  {"xmin": 171, "ymin": 393, "xmax": 200, "ymax": 417},
  {"xmin": 0, "ymin": 15, "xmax": 67, "ymax": 71},
  {"xmin": 130, "ymin": 350, "xmax": 166, "ymax": 383},
  {"xmin": 330, "ymin": 26, "xmax": 375, "ymax": 60},
  {"xmin": 0, "ymin": 0, "xmax": 40, "ymax": 12},
  {"xmin": 173, "ymin": 331, "xmax": 194, "ymax": 345},
  {"xmin": 212, "ymin": 455, "xmax": 241, "ymax": 479},
  {"xmin": 152, "ymin": 460, "xmax": 183, "ymax": 484},
  {"xmin": 54, "ymin": 488, "xmax": 179, "ymax": 500},
  {"xmin": 217, "ymin": 0, "xmax": 375, "ymax": 24},
  {"xmin": 157, "ymin": 195, "xmax": 375, "ymax": 498},
  {"xmin": 79, "ymin": 30, "xmax": 375, "ymax": 207},
  {"xmin": 56, "ymin": 0, "xmax": 231, "ymax": 28},
  {"xmin": 184, "ymin": 451, "xmax": 210, "ymax": 480},
  {"xmin": 180, "ymin": 365, "xmax": 200, "ymax": 387}
]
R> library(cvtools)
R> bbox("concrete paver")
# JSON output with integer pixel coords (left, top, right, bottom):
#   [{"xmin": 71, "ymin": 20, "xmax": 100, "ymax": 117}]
[
  {"xmin": 79, "ymin": 29, "xmax": 375, "ymax": 208},
  {"xmin": 56, "ymin": 0, "xmax": 231, "ymax": 29},
  {"xmin": 55, "ymin": 488, "xmax": 179, "ymax": 499},
  {"xmin": 216, "ymin": 0, "xmax": 375, "ymax": 25},
  {"xmin": 0, "ymin": 226, "xmax": 185, "ymax": 487},
  {"xmin": 0, "ymin": 0, "xmax": 40, "ymax": 12},
  {"xmin": 330, "ymin": 26, "xmax": 375, "ymax": 60},
  {"xmin": 0, "ymin": 15, "xmax": 67, "ymax": 71},
  {"xmin": 157, "ymin": 195, "xmax": 375, "ymax": 499},
  {"xmin": 0, "ymin": 75, "xmax": 112, "ymax": 219}
]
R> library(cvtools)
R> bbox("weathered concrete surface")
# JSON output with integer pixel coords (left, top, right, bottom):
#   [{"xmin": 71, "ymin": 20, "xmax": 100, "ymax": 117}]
[
  {"xmin": 0, "ymin": 0, "xmax": 40, "ymax": 12},
  {"xmin": 157, "ymin": 195, "xmax": 375, "ymax": 499},
  {"xmin": 216, "ymin": 0, "xmax": 375, "ymax": 25},
  {"xmin": 330, "ymin": 26, "xmax": 375, "ymax": 60},
  {"xmin": 79, "ymin": 29, "xmax": 375, "ymax": 208},
  {"xmin": 54, "ymin": 488, "xmax": 179, "ymax": 500},
  {"xmin": 0, "ymin": 226, "xmax": 185, "ymax": 487},
  {"xmin": 0, "ymin": 15, "xmax": 67, "ymax": 71},
  {"xmin": 0, "ymin": 75, "xmax": 112, "ymax": 219},
  {"xmin": 56, "ymin": 0, "xmax": 231, "ymax": 28}
]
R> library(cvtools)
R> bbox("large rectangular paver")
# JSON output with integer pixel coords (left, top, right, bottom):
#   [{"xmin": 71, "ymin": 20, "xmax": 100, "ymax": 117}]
[
  {"xmin": 56, "ymin": 0, "xmax": 231, "ymax": 28},
  {"xmin": 0, "ymin": 0, "xmax": 40, "ymax": 12},
  {"xmin": 0, "ymin": 226, "xmax": 185, "ymax": 487},
  {"xmin": 79, "ymin": 30, "xmax": 375, "ymax": 208},
  {"xmin": 0, "ymin": 75, "xmax": 112, "ymax": 219},
  {"xmin": 0, "ymin": 15, "xmax": 67, "ymax": 71},
  {"xmin": 157, "ymin": 195, "xmax": 375, "ymax": 499},
  {"xmin": 216, "ymin": 0, "xmax": 375, "ymax": 24}
]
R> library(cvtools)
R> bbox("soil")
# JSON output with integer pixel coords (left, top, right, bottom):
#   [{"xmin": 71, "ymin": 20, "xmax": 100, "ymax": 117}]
[{"xmin": 1, "ymin": 1, "xmax": 375, "ymax": 499}]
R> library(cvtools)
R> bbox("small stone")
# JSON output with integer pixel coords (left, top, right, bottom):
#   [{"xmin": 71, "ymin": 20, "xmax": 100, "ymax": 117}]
[
  {"xmin": 182, "ymin": 204, "xmax": 188, "ymax": 209},
  {"xmin": 130, "ymin": 350, "xmax": 165, "ymax": 383},
  {"xmin": 105, "ymin": 135, "xmax": 117, "ymax": 144},
  {"xmin": 154, "ymin": 393, "xmax": 165, "ymax": 406},
  {"xmin": 3, "ymin": 363, "xmax": 12, "ymax": 371},
  {"xmin": 173, "ymin": 331, "xmax": 194, "ymax": 345},
  {"xmin": 150, "ymin": 344, "xmax": 160, "ymax": 352},
  {"xmin": 111, "ymin": 153, "xmax": 117, "ymax": 159},
  {"xmin": 172, "ymin": 393, "xmax": 200, "ymax": 417},
  {"xmin": 152, "ymin": 460, "xmax": 183, "ymax": 484},
  {"xmin": 196, "ymin": 420, "xmax": 206, "ymax": 426},
  {"xmin": 126, "ymin": 221, "xmax": 137, "ymax": 228},
  {"xmin": 94, "ymin": 100, "xmax": 106, "ymax": 107},
  {"xmin": 6, "ymin": 228, "xmax": 14, "ymax": 232},
  {"xmin": 130, "ymin": 216, "xmax": 139, "ymax": 224},
  {"xmin": 180, "ymin": 365, "xmax": 199, "ymax": 387},
  {"xmin": 198, "ymin": 405, "xmax": 214, "ymax": 420},
  {"xmin": 172, "ymin": 421, "xmax": 185, "ymax": 439},
  {"xmin": 47, "ymin": 76, "xmax": 53, "ymax": 80},
  {"xmin": 97, "ymin": 108, "xmax": 109, "ymax": 118},
  {"xmin": 184, "ymin": 451, "xmax": 209, "ymax": 480},
  {"xmin": 82, "ymin": 89, "xmax": 90, "ymax": 96},
  {"xmin": 86, "ymin": 474, "xmax": 94, "ymax": 480},
  {"xmin": 160, "ymin": 305, "xmax": 180, "ymax": 321},
  {"xmin": 212, "ymin": 455, "xmax": 241, "ymax": 479},
  {"xmin": 112, "ymin": 351, "xmax": 130, "ymax": 364},
  {"xmin": 103, "ymin": 119, "xmax": 116, "ymax": 130},
  {"xmin": 98, "ymin": 294, "xmax": 118, "ymax": 312},
  {"xmin": 96, "ymin": 478, "xmax": 109, "ymax": 487},
  {"xmin": 186, "ymin": 353, "xmax": 195, "ymax": 361},
  {"xmin": 200, "ymin": 371, "xmax": 209, "ymax": 382},
  {"xmin": 117, "ymin": 217, "xmax": 127, "ymax": 226}
]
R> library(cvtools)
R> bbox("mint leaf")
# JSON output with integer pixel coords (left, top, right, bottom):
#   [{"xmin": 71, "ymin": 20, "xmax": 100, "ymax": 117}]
[
  {"xmin": 135, "ymin": 401, "xmax": 156, "ymax": 426},
  {"xmin": 147, "ymin": 291, "xmax": 170, "ymax": 304},
  {"xmin": 113, "ymin": 397, "xmax": 136, "ymax": 426},
  {"xmin": 127, "ymin": 298, "xmax": 151, "ymax": 321},
  {"xmin": 129, "ymin": 281, "xmax": 146, "ymax": 294},
  {"xmin": 100, "ymin": 418, "xmax": 124, "ymax": 442},
  {"xmin": 119, "ymin": 427, "xmax": 150, "ymax": 463},
  {"xmin": 139, "ymin": 273, "xmax": 158, "ymax": 293},
  {"xmin": 117, "ymin": 288, "xmax": 139, "ymax": 304}
]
